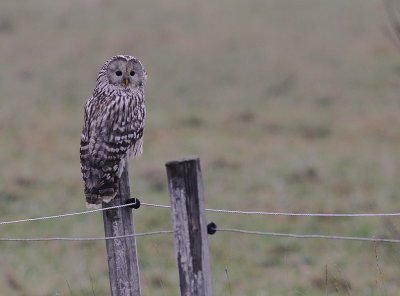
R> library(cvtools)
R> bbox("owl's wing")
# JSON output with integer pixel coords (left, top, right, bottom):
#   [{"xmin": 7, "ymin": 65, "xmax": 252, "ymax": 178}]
[
  {"xmin": 80, "ymin": 93, "xmax": 145, "ymax": 208},
  {"xmin": 80, "ymin": 97, "xmax": 98, "ymax": 191},
  {"xmin": 80, "ymin": 96, "xmax": 117, "ymax": 207},
  {"xmin": 79, "ymin": 96, "xmax": 131, "ymax": 206},
  {"xmin": 80, "ymin": 97, "xmax": 93, "ymax": 163}
]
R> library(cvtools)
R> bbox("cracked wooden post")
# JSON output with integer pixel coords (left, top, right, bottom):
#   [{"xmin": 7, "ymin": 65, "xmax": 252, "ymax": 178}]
[
  {"xmin": 102, "ymin": 167, "xmax": 141, "ymax": 296},
  {"xmin": 166, "ymin": 158, "xmax": 213, "ymax": 296}
]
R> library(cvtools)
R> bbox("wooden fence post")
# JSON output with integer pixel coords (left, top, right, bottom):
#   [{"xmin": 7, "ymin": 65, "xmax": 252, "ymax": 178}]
[
  {"xmin": 165, "ymin": 158, "xmax": 213, "ymax": 296},
  {"xmin": 102, "ymin": 167, "xmax": 141, "ymax": 296}
]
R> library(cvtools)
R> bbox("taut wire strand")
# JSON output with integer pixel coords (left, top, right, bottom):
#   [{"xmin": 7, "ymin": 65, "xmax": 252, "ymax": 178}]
[
  {"xmin": 205, "ymin": 208, "xmax": 400, "ymax": 217},
  {"xmin": 141, "ymin": 202, "xmax": 400, "ymax": 217},
  {"xmin": 0, "ymin": 230, "xmax": 173, "ymax": 242},
  {"xmin": 2, "ymin": 200, "xmax": 400, "ymax": 227},
  {"xmin": 0, "ymin": 202, "xmax": 136, "ymax": 226},
  {"xmin": 216, "ymin": 228, "xmax": 400, "ymax": 244}
]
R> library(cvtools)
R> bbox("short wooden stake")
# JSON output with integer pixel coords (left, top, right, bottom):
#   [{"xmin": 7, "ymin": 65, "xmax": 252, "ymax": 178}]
[
  {"xmin": 166, "ymin": 158, "xmax": 213, "ymax": 296},
  {"xmin": 102, "ymin": 167, "xmax": 141, "ymax": 296}
]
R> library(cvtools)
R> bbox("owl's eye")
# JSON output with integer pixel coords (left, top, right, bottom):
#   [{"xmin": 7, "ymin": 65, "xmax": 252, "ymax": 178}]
[
  {"xmin": 130, "ymin": 71, "xmax": 135, "ymax": 76},
  {"xmin": 115, "ymin": 70, "xmax": 122, "ymax": 76}
]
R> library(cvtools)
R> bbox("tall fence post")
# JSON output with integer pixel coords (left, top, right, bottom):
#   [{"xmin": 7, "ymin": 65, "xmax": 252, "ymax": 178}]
[
  {"xmin": 166, "ymin": 158, "xmax": 213, "ymax": 296},
  {"xmin": 102, "ymin": 167, "xmax": 141, "ymax": 296}
]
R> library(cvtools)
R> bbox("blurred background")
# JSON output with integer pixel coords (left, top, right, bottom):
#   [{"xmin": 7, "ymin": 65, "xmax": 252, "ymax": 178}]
[{"xmin": 1, "ymin": 0, "xmax": 400, "ymax": 294}]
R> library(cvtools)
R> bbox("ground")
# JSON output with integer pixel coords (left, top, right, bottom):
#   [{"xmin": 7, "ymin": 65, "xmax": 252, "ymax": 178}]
[{"xmin": 1, "ymin": 0, "xmax": 400, "ymax": 295}]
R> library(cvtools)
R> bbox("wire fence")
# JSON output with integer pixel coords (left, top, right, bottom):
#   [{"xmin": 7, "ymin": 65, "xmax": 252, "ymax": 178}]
[
  {"xmin": 215, "ymin": 228, "xmax": 400, "ymax": 244},
  {"xmin": 146, "ymin": 202, "xmax": 400, "ymax": 217},
  {"xmin": 0, "ymin": 231, "xmax": 173, "ymax": 242},
  {"xmin": 1, "ymin": 199, "xmax": 400, "ymax": 243},
  {"xmin": 2, "ymin": 200, "xmax": 400, "ymax": 226},
  {"xmin": 0, "ymin": 202, "xmax": 138, "ymax": 226}
]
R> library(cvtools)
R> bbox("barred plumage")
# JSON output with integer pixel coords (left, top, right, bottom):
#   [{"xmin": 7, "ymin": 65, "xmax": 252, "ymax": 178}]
[{"xmin": 80, "ymin": 55, "xmax": 147, "ymax": 208}]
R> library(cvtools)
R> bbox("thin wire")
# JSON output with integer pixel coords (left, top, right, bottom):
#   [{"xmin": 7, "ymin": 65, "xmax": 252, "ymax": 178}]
[
  {"xmin": 141, "ymin": 202, "xmax": 171, "ymax": 209},
  {"xmin": 0, "ymin": 202, "xmax": 136, "ymax": 226},
  {"xmin": 2, "ymin": 200, "xmax": 400, "ymax": 227},
  {"xmin": 141, "ymin": 202, "xmax": 400, "ymax": 217},
  {"xmin": 4, "ymin": 227, "xmax": 400, "ymax": 244},
  {"xmin": 216, "ymin": 228, "xmax": 400, "ymax": 244},
  {"xmin": 0, "ymin": 230, "xmax": 173, "ymax": 242},
  {"xmin": 205, "ymin": 208, "xmax": 400, "ymax": 217}
]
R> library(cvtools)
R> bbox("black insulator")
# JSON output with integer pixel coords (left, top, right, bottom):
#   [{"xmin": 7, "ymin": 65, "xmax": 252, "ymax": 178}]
[
  {"xmin": 126, "ymin": 197, "xmax": 141, "ymax": 209},
  {"xmin": 207, "ymin": 222, "xmax": 217, "ymax": 235}
]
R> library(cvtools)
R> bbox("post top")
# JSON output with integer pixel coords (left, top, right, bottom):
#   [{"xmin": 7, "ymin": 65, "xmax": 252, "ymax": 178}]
[{"xmin": 165, "ymin": 157, "xmax": 200, "ymax": 167}]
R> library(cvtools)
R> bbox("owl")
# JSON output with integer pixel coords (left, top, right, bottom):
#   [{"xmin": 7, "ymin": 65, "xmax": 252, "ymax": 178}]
[{"xmin": 80, "ymin": 55, "xmax": 147, "ymax": 209}]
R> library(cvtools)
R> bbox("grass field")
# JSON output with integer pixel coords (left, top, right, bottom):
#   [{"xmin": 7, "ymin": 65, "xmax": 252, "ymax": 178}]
[{"xmin": 2, "ymin": 0, "xmax": 400, "ymax": 294}]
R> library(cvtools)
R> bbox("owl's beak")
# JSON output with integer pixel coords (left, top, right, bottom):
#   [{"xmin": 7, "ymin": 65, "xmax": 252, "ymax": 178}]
[{"xmin": 123, "ymin": 77, "xmax": 129, "ymax": 87}]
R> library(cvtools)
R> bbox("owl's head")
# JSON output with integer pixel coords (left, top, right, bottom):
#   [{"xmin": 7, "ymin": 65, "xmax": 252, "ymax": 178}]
[{"xmin": 96, "ymin": 55, "xmax": 147, "ymax": 93}]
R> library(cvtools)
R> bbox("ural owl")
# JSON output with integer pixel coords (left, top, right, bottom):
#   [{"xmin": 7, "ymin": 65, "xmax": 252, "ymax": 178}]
[{"xmin": 80, "ymin": 55, "xmax": 147, "ymax": 209}]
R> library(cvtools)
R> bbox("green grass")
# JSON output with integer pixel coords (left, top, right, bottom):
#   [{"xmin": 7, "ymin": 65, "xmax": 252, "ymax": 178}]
[{"xmin": 1, "ymin": 0, "xmax": 400, "ymax": 294}]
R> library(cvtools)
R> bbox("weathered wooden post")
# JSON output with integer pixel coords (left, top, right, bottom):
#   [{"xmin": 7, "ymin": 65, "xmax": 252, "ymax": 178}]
[
  {"xmin": 165, "ymin": 158, "xmax": 213, "ymax": 296},
  {"xmin": 102, "ymin": 167, "xmax": 141, "ymax": 296}
]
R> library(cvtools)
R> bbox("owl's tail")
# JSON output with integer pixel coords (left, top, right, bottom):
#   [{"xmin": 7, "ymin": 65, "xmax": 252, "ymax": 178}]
[{"xmin": 84, "ymin": 168, "xmax": 119, "ymax": 209}]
